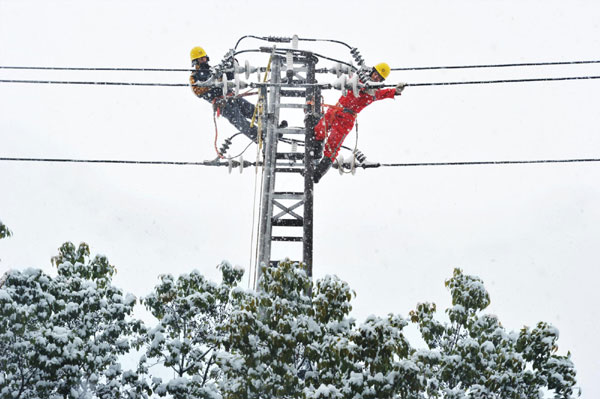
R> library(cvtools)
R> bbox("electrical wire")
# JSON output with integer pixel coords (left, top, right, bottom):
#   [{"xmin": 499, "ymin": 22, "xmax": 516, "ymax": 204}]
[
  {"xmin": 378, "ymin": 158, "xmax": 600, "ymax": 167},
  {"xmin": 233, "ymin": 35, "xmax": 353, "ymax": 50},
  {"xmin": 3, "ymin": 74, "xmax": 600, "ymax": 88},
  {"xmin": 3, "ymin": 59, "xmax": 600, "ymax": 73},
  {"xmin": 233, "ymin": 48, "xmax": 356, "ymax": 69},
  {"xmin": 0, "ymin": 157, "xmax": 251, "ymax": 167},
  {"xmin": 407, "ymin": 75, "xmax": 600, "ymax": 87},
  {"xmin": 0, "ymin": 79, "xmax": 188, "ymax": 87},
  {"xmin": 268, "ymin": 47, "xmax": 355, "ymax": 68},
  {"xmin": 2, "ymin": 156, "xmax": 600, "ymax": 168},
  {"xmin": 392, "ymin": 60, "xmax": 600, "ymax": 71},
  {"xmin": 0, "ymin": 66, "xmax": 192, "ymax": 72},
  {"xmin": 225, "ymin": 140, "xmax": 255, "ymax": 160}
]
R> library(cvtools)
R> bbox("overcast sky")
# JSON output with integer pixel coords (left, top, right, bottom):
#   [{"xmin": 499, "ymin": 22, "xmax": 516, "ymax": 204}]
[{"xmin": 1, "ymin": 0, "xmax": 599, "ymax": 396}]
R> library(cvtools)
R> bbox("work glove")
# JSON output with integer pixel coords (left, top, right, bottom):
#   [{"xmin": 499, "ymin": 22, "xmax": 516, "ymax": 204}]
[{"xmin": 395, "ymin": 82, "xmax": 407, "ymax": 95}]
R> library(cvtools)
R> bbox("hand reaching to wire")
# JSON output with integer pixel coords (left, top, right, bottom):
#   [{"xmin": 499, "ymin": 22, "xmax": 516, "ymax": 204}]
[{"xmin": 395, "ymin": 83, "xmax": 407, "ymax": 95}]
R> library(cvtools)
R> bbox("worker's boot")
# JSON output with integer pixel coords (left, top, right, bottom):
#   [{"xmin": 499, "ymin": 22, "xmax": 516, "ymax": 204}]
[
  {"xmin": 313, "ymin": 157, "xmax": 333, "ymax": 183},
  {"xmin": 277, "ymin": 120, "xmax": 288, "ymax": 139}
]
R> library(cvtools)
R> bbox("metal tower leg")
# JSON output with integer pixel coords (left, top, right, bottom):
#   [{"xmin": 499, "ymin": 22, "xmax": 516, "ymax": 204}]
[
  {"xmin": 303, "ymin": 55, "xmax": 320, "ymax": 280},
  {"xmin": 257, "ymin": 57, "xmax": 282, "ymax": 271}
]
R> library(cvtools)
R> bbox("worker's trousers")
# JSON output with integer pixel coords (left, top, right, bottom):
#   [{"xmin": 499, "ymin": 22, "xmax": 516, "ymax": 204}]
[
  {"xmin": 315, "ymin": 109, "xmax": 356, "ymax": 160},
  {"xmin": 219, "ymin": 97, "xmax": 257, "ymax": 141}
]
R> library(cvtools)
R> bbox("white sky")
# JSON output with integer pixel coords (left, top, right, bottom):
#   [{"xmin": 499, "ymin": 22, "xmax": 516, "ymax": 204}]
[{"xmin": 1, "ymin": 0, "xmax": 599, "ymax": 396}]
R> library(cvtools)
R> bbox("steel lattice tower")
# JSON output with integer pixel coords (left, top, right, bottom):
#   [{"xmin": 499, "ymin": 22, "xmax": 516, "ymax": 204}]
[{"xmin": 256, "ymin": 50, "xmax": 321, "ymax": 281}]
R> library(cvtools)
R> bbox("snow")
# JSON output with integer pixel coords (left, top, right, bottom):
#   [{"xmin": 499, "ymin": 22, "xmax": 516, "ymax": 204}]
[
  {"xmin": 314, "ymin": 384, "xmax": 341, "ymax": 399},
  {"xmin": 481, "ymin": 341, "xmax": 495, "ymax": 353},
  {"xmin": 348, "ymin": 372, "xmax": 364, "ymax": 386},
  {"xmin": 0, "ymin": 290, "xmax": 11, "ymax": 301}
]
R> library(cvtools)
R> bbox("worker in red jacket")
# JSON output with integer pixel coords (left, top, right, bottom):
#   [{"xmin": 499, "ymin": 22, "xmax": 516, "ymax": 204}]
[{"xmin": 313, "ymin": 63, "xmax": 406, "ymax": 183}]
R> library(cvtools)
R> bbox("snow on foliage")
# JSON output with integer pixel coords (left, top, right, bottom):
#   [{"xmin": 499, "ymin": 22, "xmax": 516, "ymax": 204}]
[
  {"xmin": 0, "ymin": 242, "xmax": 150, "ymax": 399},
  {"xmin": 218, "ymin": 260, "xmax": 422, "ymax": 399},
  {"xmin": 409, "ymin": 268, "xmax": 578, "ymax": 398},
  {"xmin": 1, "ymin": 247, "xmax": 578, "ymax": 399},
  {"xmin": 141, "ymin": 261, "xmax": 242, "ymax": 398}
]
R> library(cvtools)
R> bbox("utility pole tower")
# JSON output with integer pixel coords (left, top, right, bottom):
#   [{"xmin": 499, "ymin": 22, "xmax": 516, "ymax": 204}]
[{"xmin": 256, "ymin": 48, "xmax": 321, "ymax": 281}]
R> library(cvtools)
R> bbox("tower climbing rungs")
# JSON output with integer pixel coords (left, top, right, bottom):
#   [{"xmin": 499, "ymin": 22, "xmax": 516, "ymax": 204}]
[
  {"xmin": 279, "ymin": 103, "xmax": 306, "ymax": 109},
  {"xmin": 276, "ymin": 153, "xmax": 304, "ymax": 160},
  {"xmin": 280, "ymin": 89, "xmax": 307, "ymax": 97},
  {"xmin": 275, "ymin": 167, "xmax": 304, "ymax": 174},
  {"xmin": 276, "ymin": 163, "xmax": 304, "ymax": 169},
  {"xmin": 273, "ymin": 192, "xmax": 304, "ymax": 199},
  {"xmin": 272, "ymin": 236, "xmax": 303, "ymax": 242},
  {"xmin": 278, "ymin": 127, "xmax": 305, "ymax": 135},
  {"xmin": 272, "ymin": 219, "xmax": 304, "ymax": 227}
]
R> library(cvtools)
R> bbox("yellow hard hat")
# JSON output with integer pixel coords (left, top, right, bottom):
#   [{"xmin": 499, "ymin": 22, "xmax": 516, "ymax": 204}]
[
  {"xmin": 190, "ymin": 46, "xmax": 207, "ymax": 61},
  {"xmin": 373, "ymin": 62, "xmax": 391, "ymax": 80}
]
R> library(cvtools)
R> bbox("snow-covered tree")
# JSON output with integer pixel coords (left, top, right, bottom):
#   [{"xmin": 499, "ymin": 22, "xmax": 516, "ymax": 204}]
[
  {"xmin": 306, "ymin": 272, "xmax": 422, "ymax": 399},
  {"xmin": 0, "ymin": 219, "xmax": 11, "ymax": 239},
  {"xmin": 217, "ymin": 260, "xmax": 314, "ymax": 399},
  {"xmin": 0, "ymin": 242, "xmax": 149, "ymax": 399},
  {"xmin": 1, "ymin": 244, "xmax": 577, "ymax": 399},
  {"xmin": 142, "ymin": 261, "xmax": 243, "ymax": 398},
  {"xmin": 218, "ymin": 260, "xmax": 422, "ymax": 399},
  {"xmin": 409, "ymin": 268, "xmax": 578, "ymax": 398}
]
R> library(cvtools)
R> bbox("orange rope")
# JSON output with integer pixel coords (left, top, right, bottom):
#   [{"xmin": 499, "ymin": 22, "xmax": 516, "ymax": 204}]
[{"xmin": 213, "ymin": 111, "xmax": 224, "ymax": 159}]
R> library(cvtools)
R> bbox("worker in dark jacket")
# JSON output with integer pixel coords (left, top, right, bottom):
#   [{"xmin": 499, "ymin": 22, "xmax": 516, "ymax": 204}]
[
  {"xmin": 312, "ymin": 62, "xmax": 406, "ymax": 183},
  {"xmin": 189, "ymin": 46, "xmax": 258, "ymax": 141}
]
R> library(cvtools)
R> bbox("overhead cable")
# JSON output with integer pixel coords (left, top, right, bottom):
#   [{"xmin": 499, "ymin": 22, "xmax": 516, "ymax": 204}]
[
  {"xmin": 0, "ymin": 66, "xmax": 191, "ymax": 72},
  {"xmin": 0, "ymin": 79, "xmax": 188, "ymax": 87},
  {"xmin": 2, "ymin": 75, "xmax": 600, "ymax": 88},
  {"xmin": 377, "ymin": 158, "xmax": 600, "ymax": 168},
  {"xmin": 0, "ymin": 157, "xmax": 252, "ymax": 167},
  {"xmin": 407, "ymin": 75, "xmax": 600, "ymax": 87},
  {"xmin": 2, "ymin": 157, "xmax": 600, "ymax": 169},
  {"xmin": 393, "ymin": 59, "xmax": 600, "ymax": 71},
  {"xmin": 2, "ymin": 59, "xmax": 600, "ymax": 73}
]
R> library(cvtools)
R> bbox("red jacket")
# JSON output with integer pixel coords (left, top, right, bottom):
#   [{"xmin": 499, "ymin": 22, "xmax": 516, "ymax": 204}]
[
  {"xmin": 315, "ymin": 87, "xmax": 396, "ymax": 159},
  {"xmin": 337, "ymin": 87, "xmax": 396, "ymax": 114}
]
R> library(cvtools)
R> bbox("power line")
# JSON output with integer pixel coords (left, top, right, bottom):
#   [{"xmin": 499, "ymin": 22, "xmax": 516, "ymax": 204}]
[
  {"xmin": 0, "ymin": 79, "xmax": 188, "ymax": 87},
  {"xmin": 2, "ymin": 156, "xmax": 600, "ymax": 168},
  {"xmin": 377, "ymin": 158, "xmax": 600, "ymax": 167},
  {"xmin": 0, "ymin": 66, "xmax": 191, "ymax": 72},
  {"xmin": 407, "ymin": 75, "xmax": 600, "ymax": 87},
  {"xmin": 2, "ymin": 75, "xmax": 600, "ymax": 88},
  {"xmin": 0, "ymin": 157, "xmax": 252, "ymax": 167},
  {"xmin": 3, "ymin": 59, "xmax": 600, "ymax": 73},
  {"xmin": 392, "ymin": 59, "xmax": 600, "ymax": 71}
]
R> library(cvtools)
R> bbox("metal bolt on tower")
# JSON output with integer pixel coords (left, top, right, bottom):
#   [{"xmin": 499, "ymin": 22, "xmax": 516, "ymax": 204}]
[{"xmin": 256, "ymin": 48, "xmax": 321, "ymax": 282}]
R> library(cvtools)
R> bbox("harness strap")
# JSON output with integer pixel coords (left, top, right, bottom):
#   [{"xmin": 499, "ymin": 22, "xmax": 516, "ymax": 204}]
[{"xmin": 320, "ymin": 102, "xmax": 356, "ymax": 115}]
